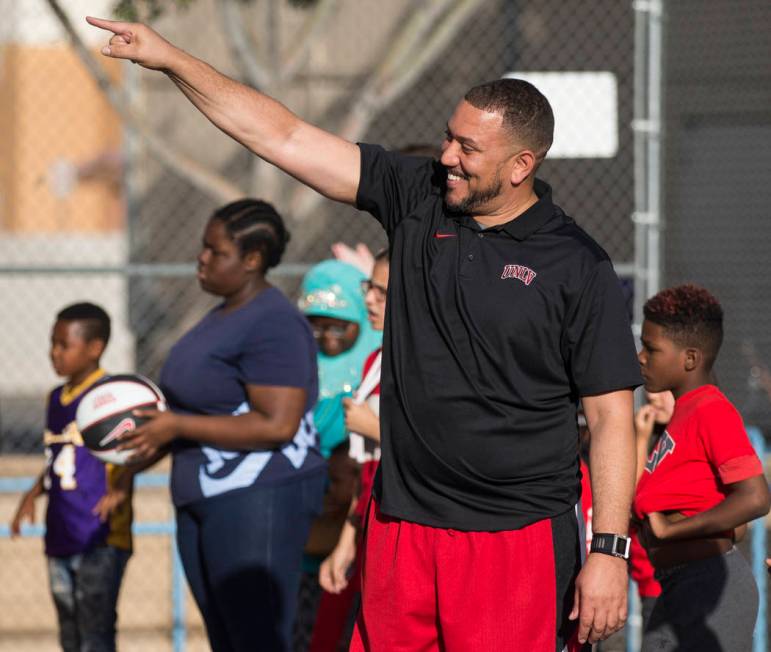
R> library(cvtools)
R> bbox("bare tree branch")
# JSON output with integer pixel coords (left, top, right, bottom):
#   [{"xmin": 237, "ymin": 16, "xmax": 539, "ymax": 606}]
[
  {"xmin": 367, "ymin": 0, "xmax": 449, "ymax": 86},
  {"xmin": 267, "ymin": 0, "xmax": 282, "ymax": 80},
  {"xmin": 217, "ymin": 0, "xmax": 273, "ymax": 90},
  {"xmin": 289, "ymin": 0, "xmax": 483, "ymax": 219},
  {"xmin": 379, "ymin": 0, "xmax": 487, "ymax": 108},
  {"xmin": 281, "ymin": 0, "xmax": 339, "ymax": 82},
  {"xmin": 46, "ymin": 0, "xmax": 243, "ymax": 202}
]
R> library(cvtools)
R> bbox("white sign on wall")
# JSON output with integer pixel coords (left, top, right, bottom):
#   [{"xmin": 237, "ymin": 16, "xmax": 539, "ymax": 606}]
[{"xmin": 503, "ymin": 71, "xmax": 618, "ymax": 159}]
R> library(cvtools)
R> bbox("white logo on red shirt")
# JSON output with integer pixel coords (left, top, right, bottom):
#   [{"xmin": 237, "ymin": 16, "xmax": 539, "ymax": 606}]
[
  {"xmin": 645, "ymin": 430, "xmax": 676, "ymax": 473},
  {"xmin": 501, "ymin": 264, "xmax": 537, "ymax": 285}
]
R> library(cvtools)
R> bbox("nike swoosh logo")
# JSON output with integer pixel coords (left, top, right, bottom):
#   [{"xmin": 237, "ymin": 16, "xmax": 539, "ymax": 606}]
[{"xmin": 434, "ymin": 232, "xmax": 457, "ymax": 239}]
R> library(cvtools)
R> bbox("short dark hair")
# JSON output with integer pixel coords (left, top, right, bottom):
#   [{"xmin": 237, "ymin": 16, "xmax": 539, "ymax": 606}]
[
  {"xmin": 373, "ymin": 247, "xmax": 389, "ymax": 264},
  {"xmin": 643, "ymin": 284, "xmax": 724, "ymax": 368},
  {"xmin": 464, "ymin": 79, "xmax": 554, "ymax": 162},
  {"xmin": 56, "ymin": 302, "xmax": 111, "ymax": 345},
  {"xmin": 211, "ymin": 199, "xmax": 290, "ymax": 272}
]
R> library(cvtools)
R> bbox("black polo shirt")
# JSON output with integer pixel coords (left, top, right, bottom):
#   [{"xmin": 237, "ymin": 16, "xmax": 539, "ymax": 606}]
[{"xmin": 356, "ymin": 144, "xmax": 641, "ymax": 531}]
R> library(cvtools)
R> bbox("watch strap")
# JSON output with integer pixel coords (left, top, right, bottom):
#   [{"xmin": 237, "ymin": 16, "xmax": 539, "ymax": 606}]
[{"xmin": 590, "ymin": 532, "xmax": 631, "ymax": 559}]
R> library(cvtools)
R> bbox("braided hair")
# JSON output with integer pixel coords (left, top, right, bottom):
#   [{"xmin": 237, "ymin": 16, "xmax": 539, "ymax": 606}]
[{"xmin": 210, "ymin": 199, "xmax": 291, "ymax": 272}]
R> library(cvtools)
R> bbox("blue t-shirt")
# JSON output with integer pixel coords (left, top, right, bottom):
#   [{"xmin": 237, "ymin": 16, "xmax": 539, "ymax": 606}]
[{"xmin": 161, "ymin": 287, "xmax": 325, "ymax": 506}]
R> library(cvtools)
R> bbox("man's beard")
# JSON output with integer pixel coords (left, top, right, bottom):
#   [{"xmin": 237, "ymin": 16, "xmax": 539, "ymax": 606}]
[{"xmin": 444, "ymin": 170, "xmax": 504, "ymax": 215}]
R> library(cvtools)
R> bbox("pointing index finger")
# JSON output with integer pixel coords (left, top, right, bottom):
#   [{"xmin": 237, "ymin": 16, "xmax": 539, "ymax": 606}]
[{"xmin": 86, "ymin": 16, "xmax": 134, "ymax": 37}]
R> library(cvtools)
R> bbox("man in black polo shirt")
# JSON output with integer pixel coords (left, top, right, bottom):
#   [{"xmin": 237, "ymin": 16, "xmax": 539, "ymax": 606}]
[{"xmin": 90, "ymin": 17, "xmax": 642, "ymax": 651}]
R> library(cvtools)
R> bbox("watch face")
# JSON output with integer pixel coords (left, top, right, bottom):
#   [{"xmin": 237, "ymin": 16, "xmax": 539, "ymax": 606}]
[{"xmin": 592, "ymin": 534, "xmax": 630, "ymax": 559}]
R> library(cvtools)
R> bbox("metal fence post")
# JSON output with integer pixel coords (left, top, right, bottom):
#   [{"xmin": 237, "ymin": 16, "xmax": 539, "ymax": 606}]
[
  {"xmin": 171, "ymin": 532, "xmax": 187, "ymax": 652},
  {"xmin": 626, "ymin": 579, "xmax": 641, "ymax": 652},
  {"xmin": 748, "ymin": 426, "xmax": 767, "ymax": 652}
]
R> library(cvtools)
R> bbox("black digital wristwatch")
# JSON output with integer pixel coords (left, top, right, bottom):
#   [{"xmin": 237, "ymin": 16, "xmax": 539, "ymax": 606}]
[{"xmin": 590, "ymin": 533, "xmax": 631, "ymax": 559}]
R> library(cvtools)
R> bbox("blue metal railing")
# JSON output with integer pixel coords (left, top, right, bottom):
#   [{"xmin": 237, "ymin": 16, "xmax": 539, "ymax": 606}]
[
  {"xmin": 2, "ymin": 430, "xmax": 768, "ymax": 652},
  {"xmin": 748, "ymin": 427, "xmax": 767, "ymax": 652},
  {"xmin": 0, "ymin": 473, "xmax": 187, "ymax": 652}
]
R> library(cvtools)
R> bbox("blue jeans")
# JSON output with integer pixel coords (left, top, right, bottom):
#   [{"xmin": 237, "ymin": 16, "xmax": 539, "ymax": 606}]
[
  {"xmin": 47, "ymin": 545, "xmax": 131, "ymax": 652},
  {"xmin": 176, "ymin": 471, "xmax": 325, "ymax": 652}
]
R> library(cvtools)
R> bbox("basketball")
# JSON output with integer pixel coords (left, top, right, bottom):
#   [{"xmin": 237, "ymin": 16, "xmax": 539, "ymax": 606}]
[{"xmin": 76, "ymin": 374, "xmax": 166, "ymax": 465}]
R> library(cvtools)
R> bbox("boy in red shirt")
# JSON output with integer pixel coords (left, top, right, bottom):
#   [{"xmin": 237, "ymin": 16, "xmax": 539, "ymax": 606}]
[{"xmin": 634, "ymin": 284, "xmax": 770, "ymax": 652}]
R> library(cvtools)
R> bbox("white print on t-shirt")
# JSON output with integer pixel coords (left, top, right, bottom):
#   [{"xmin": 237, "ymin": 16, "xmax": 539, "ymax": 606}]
[
  {"xmin": 349, "ymin": 352, "xmax": 382, "ymax": 464},
  {"xmin": 645, "ymin": 430, "xmax": 676, "ymax": 473},
  {"xmin": 281, "ymin": 413, "xmax": 317, "ymax": 469},
  {"xmin": 198, "ymin": 407, "xmax": 317, "ymax": 497}
]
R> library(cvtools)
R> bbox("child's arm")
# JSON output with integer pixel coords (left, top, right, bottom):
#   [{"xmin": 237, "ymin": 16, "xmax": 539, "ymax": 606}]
[
  {"xmin": 343, "ymin": 399, "xmax": 380, "ymax": 442},
  {"xmin": 10, "ymin": 471, "xmax": 46, "ymax": 537},
  {"xmin": 318, "ymin": 496, "xmax": 359, "ymax": 594},
  {"xmin": 634, "ymin": 405, "xmax": 657, "ymax": 484},
  {"xmin": 93, "ymin": 447, "xmax": 169, "ymax": 522},
  {"xmin": 646, "ymin": 475, "xmax": 770, "ymax": 542}
]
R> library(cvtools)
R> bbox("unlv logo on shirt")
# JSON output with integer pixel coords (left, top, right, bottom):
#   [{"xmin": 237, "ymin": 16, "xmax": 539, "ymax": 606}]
[
  {"xmin": 645, "ymin": 431, "xmax": 676, "ymax": 473},
  {"xmin": 501, "ymin": 264, "xmax": 536, "ymax": 286}
]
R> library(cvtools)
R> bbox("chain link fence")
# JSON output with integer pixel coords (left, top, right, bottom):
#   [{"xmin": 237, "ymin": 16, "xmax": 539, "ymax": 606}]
[
  {"xmin": 662, "ymin": 0, "xmax": 771, "ymax": 434},
  {"xmin": 1, "ymin": 0, "xmax": 637, "ymax": 450},
  {"xmin": 2, "ymin": 0, "xmax": 768, "ymax": 649}
]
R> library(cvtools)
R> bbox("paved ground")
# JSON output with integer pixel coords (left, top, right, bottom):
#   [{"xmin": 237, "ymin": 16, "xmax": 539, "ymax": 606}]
[{"xmin": 0, "ymin": 455, "xmax": 207, "ymax": 651}]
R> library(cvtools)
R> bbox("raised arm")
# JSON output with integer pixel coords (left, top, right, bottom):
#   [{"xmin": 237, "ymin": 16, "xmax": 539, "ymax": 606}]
[{"xmin": 86, "ymin": 17, "xmax": 361, "ymax": 205}]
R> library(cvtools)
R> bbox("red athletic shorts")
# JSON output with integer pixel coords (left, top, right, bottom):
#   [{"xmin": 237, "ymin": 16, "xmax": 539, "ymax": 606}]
[{"xmin": 350, "ymin": 501, "xmax": 586, "ymax": 652}]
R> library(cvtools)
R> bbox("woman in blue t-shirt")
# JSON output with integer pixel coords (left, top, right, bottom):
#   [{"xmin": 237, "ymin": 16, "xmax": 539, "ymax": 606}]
[{"xmin": 118, "ymin": 199, "xmax": 326, "ymax": 652}]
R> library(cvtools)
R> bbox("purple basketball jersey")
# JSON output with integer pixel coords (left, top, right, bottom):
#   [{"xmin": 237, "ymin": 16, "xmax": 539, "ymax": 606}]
[{"xmin": 43, "ymin": 370, "xmax": 122, "ymax": 557}]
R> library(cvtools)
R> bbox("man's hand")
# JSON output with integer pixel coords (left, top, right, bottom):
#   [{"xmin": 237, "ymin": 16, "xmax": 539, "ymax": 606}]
[
  {"xmin": 118, "ymin": 409, "xmax": 180, "ymax": 461},
  {"xmin": 86, "ymin": 17, "xmax": 177, "ymax": 70},
  {"xmin": 569, "ymin": 553, "xmax": 628, "ymax": 644},
  {"xmin": 10, "ymin": 492, "xmax": 37, "ymax": 538},
  {"xmin": 319, "ymin": 527, "xmax": 357, "ymax": 594}
]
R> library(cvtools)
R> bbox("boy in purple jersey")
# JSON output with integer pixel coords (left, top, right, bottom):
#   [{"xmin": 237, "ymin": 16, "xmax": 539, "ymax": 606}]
[{"xmin": 10, "ymin": 303, "xmax": 134, "ymax": 652}]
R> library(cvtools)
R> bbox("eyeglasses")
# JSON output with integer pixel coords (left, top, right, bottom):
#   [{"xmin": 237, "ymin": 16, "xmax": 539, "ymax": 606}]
[
  {"xmin": 361, "ymin": 279, "xmax": 387, "ymax": 302},
  {"xmin": 311, "ymin": 323, "xmax": 351, "ymax": 339}
]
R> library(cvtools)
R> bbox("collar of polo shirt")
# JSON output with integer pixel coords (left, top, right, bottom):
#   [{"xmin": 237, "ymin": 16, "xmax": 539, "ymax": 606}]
[{"xmin": 450, "ymin": 178, "xmax": 556, "ymax": 240}]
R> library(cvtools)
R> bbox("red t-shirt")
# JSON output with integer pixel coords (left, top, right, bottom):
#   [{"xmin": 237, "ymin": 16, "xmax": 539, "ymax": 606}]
[
  {"xmin": 351, "ymin": 348, "xmax": 381, "ymax": 521},
  {"xmin": 634, "ymin": 384, "xmax": 762, "ymax": 521}
]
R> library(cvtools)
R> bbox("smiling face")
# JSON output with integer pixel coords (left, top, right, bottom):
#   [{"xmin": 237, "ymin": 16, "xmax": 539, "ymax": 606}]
[
  {"xmin": 197, "ymin": 219, "xmax": 259, "ymax": 298},
  {"xmin": 638, "ymin": 320, "xmax": 688, "ymax": 394},
  {"xmin": 440, "ymin": 100, "xmax": 528, "ymax": 216}
]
